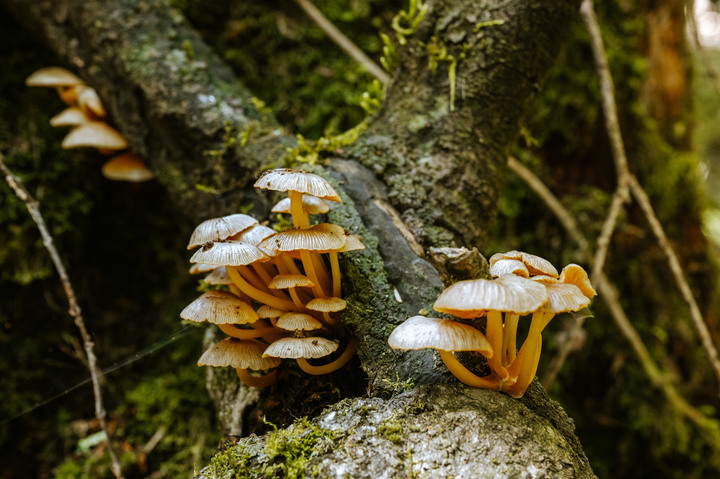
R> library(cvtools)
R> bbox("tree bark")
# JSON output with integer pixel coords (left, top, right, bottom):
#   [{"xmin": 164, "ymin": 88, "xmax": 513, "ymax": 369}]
[{"xmin": 3, "ymin": 0, "xmax": 594, "ymax": 476}]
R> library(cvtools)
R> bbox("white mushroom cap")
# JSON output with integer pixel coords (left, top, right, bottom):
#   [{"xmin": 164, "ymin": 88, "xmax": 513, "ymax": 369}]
[
  {"xmin": 187, "ymin": 214, "xmax": 259, "ymax": 249},
  {"xmin": 489, "ymin": 259, "xmax": 530, "ymax": 278},
  {"xmin": 305, "ymin": 297, "xmax": 347, "ymax": 313},
  {"xmin": 272, "ymin": 195, "xmax": 330, "ymax": 215},
  {"xmin": 388, "ymin": 315, "xmax": 492, "ymax": 354},
  {"xmin": 190, "ymin": 241, "xmax": 269, "ymax": 266},
  {"xmin": 559, "ymin": 264, "xmax": 597, "ymax": 298},
  {"xmin": 541, "ymin": 283, "xmax": 591, "ymax": 314},
  {"xmin": 101, "ymin": 153, "xmax": 154, "ymax": 182},
  {"xmin": 49, "ymin": 107, "xmax": 92, "ymax": 128},
  {"xmin": 268, "ymin": 274, "xmax": 314, "ymax": 290},
  {"xmin": 257, "ymin": 304, "xmax": 286, "ymax": 319},
  {"xmin": 198, "ymin": 338, "xmax": 280, "ymax": 370},
  {"xmin": 189, "ymin": 263, "xmax": 218, "ymax": 275},
  {"xmin": 254, "ymin": 169, "xmax": 341, "ymax": 202},
  {"xmin": 231, "ymin": 224, "xmax": 276, "ymax": 247},
  {"xmin": 338, "ymin": 234, "xmax": 365, "ymax": 252},
  {"xmin": 25, "ymin": 67, "xmax": 84, "ymax": 87},
  {"xmin": 258, "ymin": 223, "xmax": 346, "ymax": 253},
  {"xmin": 203, "ymin": 266, "xmax": 232, "ymax": 285},
  {"xmin": 275, "ymin": 312, "xmax": 322, "ymax": 331},
  {"xmin": 61, "ymin": 121, "xmax": 128, "ymax": 150},
  {"xmin": 489, "ymin": 250, "xmax": 559, "ymax": 278},
  {"xmin": 180, "ymin": 290, "xmax": 258, "ymax": 325},
  {"xmin": 263, "ymin": 336, "xmax": 338, "ymax": 359},
  {"xmin": 76, "ymin": 86, "xmax": 106, "ymax": 118},
  {"xmin": 433, "ymin": 274, "xmax": 548, "ymax": 318}
]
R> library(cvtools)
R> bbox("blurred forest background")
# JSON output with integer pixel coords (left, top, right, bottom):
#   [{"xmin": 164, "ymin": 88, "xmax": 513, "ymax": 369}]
[{"xmin": 1, "ymin": 0, "xmax": 720, "ymax": 477}]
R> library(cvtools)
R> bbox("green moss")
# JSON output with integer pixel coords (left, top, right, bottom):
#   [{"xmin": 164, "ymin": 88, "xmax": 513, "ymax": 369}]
[
  {"xmin": 377, "ymin": 416, "xmax": 405, "ymax": 444},
  {"xmin": 207, "ymin": 417, "xmax": 336, "ymax": 479}
]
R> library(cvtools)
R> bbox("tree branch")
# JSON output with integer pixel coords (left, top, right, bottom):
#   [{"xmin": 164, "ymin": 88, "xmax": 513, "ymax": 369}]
[{"xmin": 0, "ymin": 154, "xmax": 125, "ymax": 479}]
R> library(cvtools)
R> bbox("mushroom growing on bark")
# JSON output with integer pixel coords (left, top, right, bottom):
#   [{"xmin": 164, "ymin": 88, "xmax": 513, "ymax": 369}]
[
  {"xmin": 198, "ymin": 338, "xmax": 281, "ymax": 388},
  {"xmin": 388, "ymin": 315, "xmax": 498, "ymax": 388},
  {"xmin": 433, "ymin": 274, "xmax": 548, "ymax": 386}
]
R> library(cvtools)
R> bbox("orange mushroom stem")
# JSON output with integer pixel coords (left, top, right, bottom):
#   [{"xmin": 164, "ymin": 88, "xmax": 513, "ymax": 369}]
[
  {"xmin": 299, "ymin": 250, "xmax": 327, "ymax": 298},
  {"xmin": 296, "ymin": 338, "xmax": 356, "ymax": 375},
  {"xmin": 289, "ymin": 190, "xmax": 310, "ymax": 229},
  {"xmin": 437, "ymin": 350, "xmax": 501, "ymax": 390},
  {"xmin": 484, "ymin": 310, "xmax": 509, "ymax": 380},
  {"xmin": 501, "ymin": 313, "xmax": 520, "ymax": 366},
  {"xmin": 218, "ymin": 323, "xmax": 281, "ymax": 340},
  {"xmin": 329, "ymin": 251, "xmax": 342, "ymax": 298},
  {"xmin": 506, "ymin": 310, "xmax": 550, "ymax": 385},
  {"xmin": 236, "ymin": 368, "xmax": 278, "ymax": 388},
  {"xmin": 506, "ymin": 336, "xmax": 542, "ymax": 397},
  {"xmin": 226, "ymin": 266, "xmax": 296, "ymax": 311}
]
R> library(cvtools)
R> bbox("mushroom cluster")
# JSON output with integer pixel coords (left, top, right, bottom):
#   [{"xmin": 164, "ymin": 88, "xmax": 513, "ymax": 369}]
[
  {"xmin": 25, "ymin": 67, "xmax": 153, "ymax": 182},
  {"xmin": 388, "ymin": 250, "xmax": 597, "ymax": 397},
  {"xmin": 182, "ymin": 169, "xmax": 363, "ymax": 388}
]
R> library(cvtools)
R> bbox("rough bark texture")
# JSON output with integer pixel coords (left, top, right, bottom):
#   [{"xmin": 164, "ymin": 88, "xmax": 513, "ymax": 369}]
[
  {"xmin": 3, "ymin": 0, "xmax": 592, "ymax": 476},
  {"xmin": 198, "ymin": 383, "xmax": 595, "ymax": 479}
]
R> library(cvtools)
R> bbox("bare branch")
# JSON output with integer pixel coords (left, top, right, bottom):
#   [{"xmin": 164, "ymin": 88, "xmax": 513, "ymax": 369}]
[
  {"xmin": 628, "ymin": 174, "xmax": 720, "ymax": 389},
  {"xmin": 0, "ymin": 154, "xmax": 125, "ymax": 479},
  {"xmin": 293, "ymin": 0, "xmax": 391, "ymax": 84}
]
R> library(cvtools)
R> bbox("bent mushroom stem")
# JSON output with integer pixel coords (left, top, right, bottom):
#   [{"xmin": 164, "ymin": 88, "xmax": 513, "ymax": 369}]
[
  {"xmin": 485, "ymin": 310, "xmax": 509, "ymax": 379},
  {"xmin": 502, "ymin": 313, "xmax": 520, "ymax": 366},
  {"xmin": 227, "ymin": 266, "xmax": 296, "ymax": 311},
  {"xmin": 218, "ymin": 323, "xmax": 280, "ymax": 340},
  {"xmin": 296, "ymin": 338, "xmax": 356, "ymax": 375},
  {"xmin": 236, "ymin": 367, "xmax": 278, "ymax": 388},
  {"xmin": 506, "ymin": 336, "xmax": 543, "ymax": 398},
  {"xmin": 229, "ymin": 284, "xmax": 253, "ymax": 303},
  {"xmin": 507, "ymin": 310, "xmax": 551, "ymax": 379},
  {"xmin": 289, "ymin": 190, "xmax": 310, "ymax": 229},
  {"xmin": 438, "ymin": 350, "xmax": 501, "ymax": 390},
  {"xmin": 300, "ymin": 250, "xmax": 327, "ymax": 297},
  {"xmin": 311, "ymin": 254, "xmax": 332, "ymax": 294}
]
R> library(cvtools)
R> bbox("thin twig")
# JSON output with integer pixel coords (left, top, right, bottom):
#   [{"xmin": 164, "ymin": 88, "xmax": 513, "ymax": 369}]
[
  {"xmin": 506, "ymin": 157, "xmax": 713, "ymax": 427},
  {"xmin": 581, "ymin": 0, "xmax": 720, "ymax": 390},
  {"xmin": 0, "ymin": 154, "xmax": 125, "ymax": 479},
  {"xmin": 628, "ymin": 174, "xmax": 720, "ymax": 387},
  {"xmin": 292, "ymin": 0, "xmax": 391, "ymax": 84}
]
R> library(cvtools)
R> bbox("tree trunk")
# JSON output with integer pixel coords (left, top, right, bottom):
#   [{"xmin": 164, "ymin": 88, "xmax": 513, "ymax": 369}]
[{"xmin": 3, "ymin": 0, "xmax": 595, "ymax": 476}]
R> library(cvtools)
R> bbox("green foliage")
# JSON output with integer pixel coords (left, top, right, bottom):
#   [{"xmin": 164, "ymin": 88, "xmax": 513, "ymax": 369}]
[{"xmin": 176, "ymin": 0, "xmax": 404, "ymax": 139}]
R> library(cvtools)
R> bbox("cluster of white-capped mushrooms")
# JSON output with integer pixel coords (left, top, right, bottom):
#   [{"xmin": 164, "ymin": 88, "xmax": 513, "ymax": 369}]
[
  {"xmin": 389, "ymin": 251, "xmax": 597, "ymax": 398},
  {"xmin": 181, "ymin": 169, "xmax": 364, "ymax": 388},
  {"xmin": 25, "ymin": 67, "xmax": 153, "ymax": 182}
]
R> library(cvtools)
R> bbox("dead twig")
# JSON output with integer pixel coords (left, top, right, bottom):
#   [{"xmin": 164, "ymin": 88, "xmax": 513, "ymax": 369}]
[
  {"xmin": 628, "ymin": 174, "xmax": 720, "ymax": 388},
  {"xmin": 292, "ymin": 0, "xmax": 391, "ymax": 84},
  {"xmin": 0, "ymin": 154, "xmax": 125, "ymax": 479}
]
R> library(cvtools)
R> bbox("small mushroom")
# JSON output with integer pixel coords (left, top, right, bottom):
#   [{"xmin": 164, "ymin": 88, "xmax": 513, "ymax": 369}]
[
  {"xmin": 61, "ymin": 121, "xmax": 128, "ymax": 151},
  {"xmin": 254, "ymin": 169, "xmax": 340, "ymax": 229},
  {"xmin": 505, "ymin": 279, "xmax": 591, "ymax": 397},
  {"xmin": 489, "ymin": 250, "xmax": 559, "ymax": 278},
  {"xmin": 25, "ymin": 67, "xmax": 85, "ymax": 105},
  {"xmin": 180, "ymin": 290, "xmax": 277, "ymax": 340},
  {"xmin": 101, "ymin": 152, "xmax": 154, "ymax": 182},
  {"xmin": 433, "ymin": 274, "xmax": 547, "ymax": 383},
  {"xmin": 49, "ymin": 107, "xmax": 92, "ymax": 128},
  {"xmin": 198, "ymin": 338, "xmax": 280, "ymax": 388},
  {"xmin": 388, "ymin": 315, "xmax": 498, "ymax": 389},
  {"xmin": 271, "ymin": 195, "xmax": 330, "ymax": 215},
  {"xmin": 187, "ymin": 214, "xmax": 259, "ymax": 250}
]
